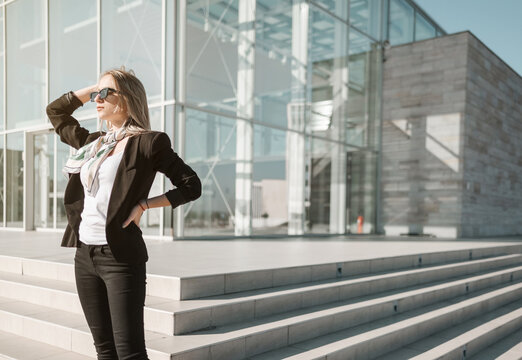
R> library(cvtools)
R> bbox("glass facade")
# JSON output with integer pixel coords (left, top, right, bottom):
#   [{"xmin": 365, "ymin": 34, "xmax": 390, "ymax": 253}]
[
  {"xmin": 387, "ymin": 0, "xmax": 443, "ymax": 46},
  {"xmin": 49, "ymin": 0, "xmax": 97, "ymax": 113},
  {"xmin": 7, "ymin": 0, "xmax": 46, "ymax": 130},
  {"xmin": 0, "ymin": 0, "xmax": 443, "ymax": 237}
]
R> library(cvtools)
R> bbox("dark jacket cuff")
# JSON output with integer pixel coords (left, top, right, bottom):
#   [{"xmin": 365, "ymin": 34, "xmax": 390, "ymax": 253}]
[
  {"xmin": 46, "ymin": 91, "xmax": 84, "ymax": 117},
  {"xmin": 165, "ymin": 189, "xmax": 187, "ymax": 208},
  {"xmin": 67, "ymin": 91, "xmax": 84, "ymax": 109}
]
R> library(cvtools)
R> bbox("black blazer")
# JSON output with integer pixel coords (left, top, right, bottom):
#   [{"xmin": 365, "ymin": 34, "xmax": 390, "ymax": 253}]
[{"xmin": 46, "ymin": 91, "xmax": 202, "ymax": 264}]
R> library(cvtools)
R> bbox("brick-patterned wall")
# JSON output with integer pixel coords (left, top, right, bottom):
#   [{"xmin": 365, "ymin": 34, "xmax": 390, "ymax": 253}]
[
  {"xmin": 461, "ymin": 34, "xmax": 522, "ymax": 237},
  {"xmin": 381, "ymin": 31, "xmax": 522, "ymax": 238}
]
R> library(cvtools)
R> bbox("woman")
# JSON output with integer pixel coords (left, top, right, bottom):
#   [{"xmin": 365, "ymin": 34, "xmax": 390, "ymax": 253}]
[{"xmin": 46, "ymin": 66, "xmax": 201, "ymax": 359}]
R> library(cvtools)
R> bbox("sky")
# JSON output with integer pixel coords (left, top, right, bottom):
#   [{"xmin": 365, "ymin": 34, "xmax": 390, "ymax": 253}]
[{"xmin": 415, "ymin": 0, "xmax": 522, "ymax": 77}]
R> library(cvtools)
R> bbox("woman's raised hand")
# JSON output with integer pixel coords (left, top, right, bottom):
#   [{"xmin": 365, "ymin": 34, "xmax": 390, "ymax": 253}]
[{"xmin": 73, "ymin": 84, "xmax": 99, "ymax": 104}]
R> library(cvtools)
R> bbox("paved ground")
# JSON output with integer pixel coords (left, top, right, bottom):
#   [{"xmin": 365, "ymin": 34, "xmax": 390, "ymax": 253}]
[{"xmin": 1, "ymin": 230, "xmax": 521, "ymax": 277}]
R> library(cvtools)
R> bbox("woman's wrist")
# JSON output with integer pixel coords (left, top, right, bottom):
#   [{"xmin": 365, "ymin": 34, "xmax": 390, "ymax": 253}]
[{"xmin": 138, "ymin": 199, "xmax": 148, "ymax": 211}]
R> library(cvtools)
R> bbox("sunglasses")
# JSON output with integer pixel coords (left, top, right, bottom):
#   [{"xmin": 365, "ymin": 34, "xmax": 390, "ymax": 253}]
[{"xmin": 90, "ymin": 87, "xmax": 119, "ymax": 102}]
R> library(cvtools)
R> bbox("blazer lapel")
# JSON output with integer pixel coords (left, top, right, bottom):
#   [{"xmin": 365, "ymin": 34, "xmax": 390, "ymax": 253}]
[{"xmin": 106, "ymin": 135, "xmax": 140, "ymax": 227}]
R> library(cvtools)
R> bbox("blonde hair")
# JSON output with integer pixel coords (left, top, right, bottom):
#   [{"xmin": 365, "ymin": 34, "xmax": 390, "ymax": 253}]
[{"xmin": 98, "ymin": 65, "xmax": 153, "ymax": 136}]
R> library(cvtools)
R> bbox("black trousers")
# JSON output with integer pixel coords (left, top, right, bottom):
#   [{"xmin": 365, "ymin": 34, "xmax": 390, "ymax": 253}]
[{"xmin": 74, "ymin": 241, "xmax": 149, "ymax": 360}]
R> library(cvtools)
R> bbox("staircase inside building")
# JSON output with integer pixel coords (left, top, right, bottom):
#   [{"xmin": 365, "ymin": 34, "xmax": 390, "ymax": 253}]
[{"xmin": 1, "ymin": 244, "xmax": 522, "ymax": 359}]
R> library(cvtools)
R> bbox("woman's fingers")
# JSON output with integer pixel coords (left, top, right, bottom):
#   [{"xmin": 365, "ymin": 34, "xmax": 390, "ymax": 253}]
[
  {"xmin": 122, "ymin": 205, "xmax": 142, "ymax": 228},
  {"xmin": 133, "ymin": 213, "xmax": 141, "ymax": 226}
]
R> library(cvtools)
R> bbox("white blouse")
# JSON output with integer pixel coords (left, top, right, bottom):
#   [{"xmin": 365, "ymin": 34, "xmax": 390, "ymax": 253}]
[{"xmin": 78, "ymin": 151, "xmax": 124, "ymax": 245}]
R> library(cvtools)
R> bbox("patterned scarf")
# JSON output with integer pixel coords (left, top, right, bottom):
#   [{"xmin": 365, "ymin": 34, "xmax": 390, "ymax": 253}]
[{"xmin": 62, "ymin": 127, "xmax": 128, "ymax": 197}]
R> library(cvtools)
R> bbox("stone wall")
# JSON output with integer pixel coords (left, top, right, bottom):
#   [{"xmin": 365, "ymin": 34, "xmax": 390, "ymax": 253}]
[
  {"xmin": 461, "ymin": 34, "xmax": 522, "ymax": 236},
  {"xmin": 380, "ymin": 31, "xmax": 522, "ymax": 238}
]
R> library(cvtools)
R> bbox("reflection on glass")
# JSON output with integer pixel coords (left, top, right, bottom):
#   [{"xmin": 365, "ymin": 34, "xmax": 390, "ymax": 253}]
[
  {"xmin": 184, "ymin": 109, "xmax": 236, "ymax": 236},
  {"xmin": 309, "ymin": 6, "xmax": 348, "ymax": 140},
  {"xmin": 101, "ymin": 0, "xmax": 162, "ymax": 103},
  {"xmin": 307, "ymin": 136, "xmax": 332, "ymax": 233},
  {"xmin": 415, "ymin": 12, "xmax": 436, "ymax": 41},
  {"xmin": 6, "ymin": 133, "xmax": 23, "ymax": 227},
  {"xmin": 254, "ymin": 0, "xmax": 294, "ymax": 127},
  {"xmin": 0, "ymin": 135, "xmax": 4, "ymax": 224},
  {"xmin": 165, "ymin": 0, "xmax": 175, "ymax": 101},
  {"xmin": 186, "ymin": 0, "xmax": 239, "ymax": 115},
  {"xmin": 347, "ymin": 150, "xmax": 376, "ymax": 234},
  {"xmin": 49, "ymin": 0, "xmax": 97, "ymax": 119},
  {"xmin": 6, "ymin": 0, "xmax": 46, "ymax": 130},
  {"xmin": 346, "ymin": 30, "xmax": 381, "ymax": 234},
  {"xmin": 0, "ymin": 8, "xmax": 4, "ymax": 132},
  {"xmin": 347, "ymin": 29, "xmax": 381, "ymax": 149},
  {"xmin": 389, "ymin": 0, "xmax": 414, "ymax": 45},
  {"xmin": 350, "ymin": 0, "xmax": 381, "ymax": 40},
  {"xmin": 252, "ymin": 125, "xmax": 287, "ymax": 234},
  {"xmin": 312, "ymin": 0, "xmax": 348, "ymax": 21},
  {"xmin": 33, "ymin": 132, "xmax": 54, "ymax": 228}
]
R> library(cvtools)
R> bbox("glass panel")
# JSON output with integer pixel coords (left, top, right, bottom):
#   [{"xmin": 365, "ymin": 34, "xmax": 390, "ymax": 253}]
[
  {"xmin": 350, "ymin": 0, "xmax": 382, "ymax": 40},
  {"xmin": 149, "ymin": 105, "xmax": 162, "ymax": 131},
  {"xmin": 346, "ymin": 30, "xmax": 381, "ymax": 234},
  {"xmin": 33, "ymin": 132, "xmax": 54, "ymax": 228},
  {"xmin": 312, "ymin": 0, "xmax": 348, "ymax": 21},
  {"xmin": 184, "ymin": 108, "xmax": 236, "ymax": 236},
  {"xmin": 166, "ymin": 0, "xmax": 175, "ymax": 101},
  {"xmin": 186, "ymin": 0, "xmax": 239, "ymax": 116},
  {"xmin": 306, "ymin": 136, "xmax": 332, "ymax": 233},
  {"xmin": 80, "ymin": 118, "xmax": 98, "ymax": 133},
  {"xmin": 6, "ymin": 0, "xmax": 46, "ymax": 130},
  {"xmin": 142, "ymin": 107, "xmax": 162, "ymax": 235},
  {"xmin": 49, "ymin": 0, "xmax": 97, "ymax": 119},
  {"xmin": 6, "ymin": 132, "xmax": 23, "ymax": 227},
  {"xmin": 309, "ymin": 7, "xmax": 349, "ymax": 140},
  {"xmin": 347, "ymin": 29, "xmax": 381, "ymax": 149},
  {"xmin": 0, "ymin": 7, "xmax": 4, "ymax": 131},
  {"xmin": 254, "ymin": 0, "xmax": 294, "ymax": 127},
  {"xmin": 101, "ymin": 0, "xmax": 162, "ymax": 103},
  {"xmin": 163, "ymin": 105, "xmax": 175, "ymax": 236},
  {"xmin": 0, "ymin": 134, "xmax": 4, "ymax": 225},
  {"xmin": 252, "ymin": 125, "xmax": 287, "ymax": 234},
  {"xmin": 347, "ymin": 150, "xmax": 376, "ymax": 234},
  {"xmin": 415, "ymin": 12, "xmax": 436, "ymax": 41},
  {"xmin": 388, "ymin": 0, "xmax": 414, "ymax": 45}
]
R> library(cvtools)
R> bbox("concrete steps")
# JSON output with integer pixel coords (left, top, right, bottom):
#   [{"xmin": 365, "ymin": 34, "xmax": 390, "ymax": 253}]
[
  {"xmin": 376, "ymin": 299, "xmax": 522, "ymax": 359},
  {"xmin": 493, "ymin": 334, "xmax": 522, "ymax": 360},
  {"xmin": 1, "ymin": 253, "xmax": 520, "ymax": 336},
  {"xmin": 249, "ymin": 282, "xmax": 522, "ymax": 359},
  {"xmin": 2, "ymin": 244, "xmax": 521, "ymax": 300},
  {"xmin": 0, "ymin": 245, "xmax": 521, "ymax": 359},
  {"xmin": 0, "ymin": 329, "xmax": 92, "ymax": 360}
]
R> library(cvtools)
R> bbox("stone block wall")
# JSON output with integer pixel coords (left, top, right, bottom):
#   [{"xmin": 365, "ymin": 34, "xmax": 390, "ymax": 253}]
[
  {"xmin": 380, "ymin": 31, "xmax": 522, "ymax": 238},
  {"xmin": 461, "ymin": 34, "xmax": 522, "ymax": 236}
]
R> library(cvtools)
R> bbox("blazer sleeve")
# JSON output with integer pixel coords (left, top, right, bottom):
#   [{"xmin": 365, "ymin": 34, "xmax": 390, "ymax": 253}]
[
  {"xmin": 46, "ymin": 91, "xmax": 103, "ymax": 149},
  {"xmin": 150, "ymin": 132, "xmax": 202, "ymax": 208}
]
